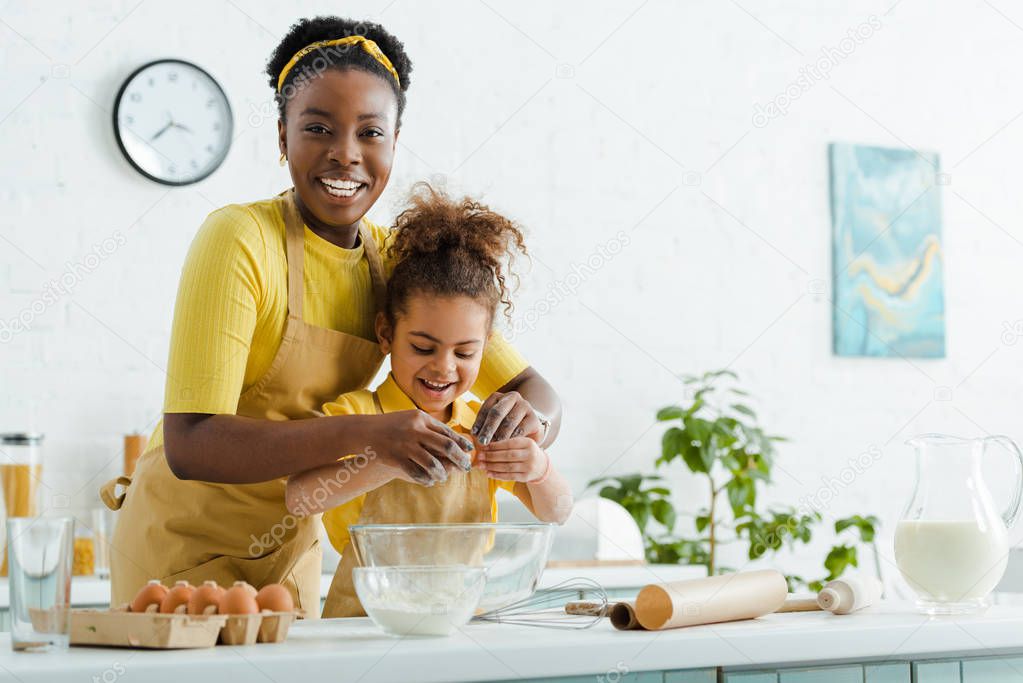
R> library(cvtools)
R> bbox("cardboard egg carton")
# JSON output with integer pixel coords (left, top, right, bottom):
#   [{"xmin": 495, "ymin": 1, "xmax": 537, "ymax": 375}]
[
  {"xmin": 219, "ymin": 611, "xmax": 301, "ymax": 645},
  {"xmin": 68, "ymin": 607, "xmax": 303, "ymax": 649},
  {"xmin": 69, "ymin": 608, "xmax": 227, "ymax": 649}
]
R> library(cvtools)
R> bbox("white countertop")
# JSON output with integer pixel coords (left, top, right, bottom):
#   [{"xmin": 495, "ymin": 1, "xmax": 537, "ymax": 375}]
[
  {"xmin": 0, "ymin": 564, "xmax": 704, "ymax": 609},
  {"xmin": 0, "ymin": 601, "xmax": 1022, "ymax": 682}
]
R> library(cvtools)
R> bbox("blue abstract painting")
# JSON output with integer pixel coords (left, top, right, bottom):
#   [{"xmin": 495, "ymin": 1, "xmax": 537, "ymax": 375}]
[{"xmin": 830, "ymin": 143, "xmax": 946, "ymax": 358}]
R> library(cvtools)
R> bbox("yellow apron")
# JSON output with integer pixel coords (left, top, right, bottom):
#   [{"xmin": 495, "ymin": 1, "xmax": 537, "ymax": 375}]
[
  {"xmin": 322, "ymin": 404, "xmax": 492, "ymax": 618},
  {"xmin": 101, "ymin": 189, "xmax": 386, "ymax": 612}
]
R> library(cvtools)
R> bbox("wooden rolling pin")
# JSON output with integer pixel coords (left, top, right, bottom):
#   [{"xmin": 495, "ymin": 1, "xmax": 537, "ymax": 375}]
[
  {"xmin": 565, "ymin": 570, "xmax": 879, "ymax": 631},
  {"xmin": 566, "ymin": 569, "xmax": 787, "ymax": 631},
  {"xmin": 635, "ymin": 569, "xmax": 788, "ymax": 630}
]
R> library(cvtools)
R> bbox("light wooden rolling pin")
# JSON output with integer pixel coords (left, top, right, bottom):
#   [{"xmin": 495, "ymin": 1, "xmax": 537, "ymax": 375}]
[{"xmin": 566, "ymin": 570, "xmax": 881, "ymax": 631}]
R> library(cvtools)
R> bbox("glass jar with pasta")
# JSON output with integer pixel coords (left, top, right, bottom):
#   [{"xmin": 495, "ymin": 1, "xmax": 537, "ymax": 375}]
[{"xmin": 0, "ymin": 433, "xmax": 44, "ymax": 576}]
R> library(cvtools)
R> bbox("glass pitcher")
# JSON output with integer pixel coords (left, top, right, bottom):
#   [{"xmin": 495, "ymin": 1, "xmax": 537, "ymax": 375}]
[{"xmin": 895, "ymin": 433, "xmax": 1023, "ymax": 614}]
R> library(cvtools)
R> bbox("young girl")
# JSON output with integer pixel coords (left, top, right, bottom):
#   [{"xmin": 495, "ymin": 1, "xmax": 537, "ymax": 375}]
[{"xmin": 285, "ymin": 184, "xmax": 572, "ymax": 618}]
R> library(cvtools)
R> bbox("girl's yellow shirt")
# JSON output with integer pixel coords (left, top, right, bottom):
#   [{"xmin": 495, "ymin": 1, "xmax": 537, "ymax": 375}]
[
  {"xmin": 319, "ymin": 373, "xmax": 518, "ymax": 554},
  {"xmin": 146, "ymin": 194, "xmax": 527, "ymax": 452}
]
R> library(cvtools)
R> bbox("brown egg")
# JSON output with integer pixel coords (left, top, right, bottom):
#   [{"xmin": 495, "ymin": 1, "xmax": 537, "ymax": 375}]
[
  {"xmin": 255, "ymin": 583, "xmax": 294, "ymax": 613},
  {"xmin": 159, "ymin": 580, "xmax": 195, "ymax": 614},
  {"xmin": 130, "ymin": 580, "xmax": 168, "ymax": 613},
  {"xmin": 220, "ymin": 584, "xmax": 259, "ymax": 615},
  {"xmin": 231, "ymin": 580, "xmax": 258, "ymax": 598},
  {"xmin": 187, "ymin": 580, "xmax": 225, "ymax": 615}
]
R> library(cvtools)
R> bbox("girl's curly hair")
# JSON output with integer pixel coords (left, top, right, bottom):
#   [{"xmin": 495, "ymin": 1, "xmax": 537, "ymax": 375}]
[{"xmin": 385, "ymin": 183, "xmax": 527, "ymax": 327}]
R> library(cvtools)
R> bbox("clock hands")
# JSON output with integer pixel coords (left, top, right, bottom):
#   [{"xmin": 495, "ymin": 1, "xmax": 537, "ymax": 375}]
[
  {"xmin": 151, "ymin": 112, "xmax": 193, "ymax": 142},
  {"xmin": 150, "ymin": 120, "xmax": 173, "ymax": 141}
]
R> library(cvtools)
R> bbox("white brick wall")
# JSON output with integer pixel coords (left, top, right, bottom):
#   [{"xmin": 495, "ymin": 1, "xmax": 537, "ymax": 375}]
[{"xmin": 2, "ymin": 0, "xmax": 1023, "ymax": 580}]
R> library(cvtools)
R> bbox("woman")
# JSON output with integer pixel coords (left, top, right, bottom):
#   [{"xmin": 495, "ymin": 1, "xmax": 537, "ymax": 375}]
[{"xmin": 101, "ymin": 16, "xmax": 561, "ymax": 613}]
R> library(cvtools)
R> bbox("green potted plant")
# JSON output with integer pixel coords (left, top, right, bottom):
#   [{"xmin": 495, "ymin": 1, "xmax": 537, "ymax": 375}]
[{"xmin": 589, "ymin": 369, "xmax": 880, "ymax": 591}]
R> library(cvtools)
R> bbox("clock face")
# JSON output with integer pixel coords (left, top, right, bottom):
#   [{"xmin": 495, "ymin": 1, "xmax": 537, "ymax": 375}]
[{"xmin": 113, "ymin": 59, "xmax": 233, "ymax": 186}]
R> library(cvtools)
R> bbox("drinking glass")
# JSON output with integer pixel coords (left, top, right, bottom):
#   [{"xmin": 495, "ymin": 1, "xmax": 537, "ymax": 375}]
[{"xmin": 8, "ymin": 517, "xmax": 74, "ymax": 651}]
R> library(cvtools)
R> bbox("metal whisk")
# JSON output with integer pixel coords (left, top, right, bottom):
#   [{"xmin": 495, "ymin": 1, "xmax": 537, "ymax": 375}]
[{"xmin": 472, "ymin": 578, "xmax": 608, "ymax": 629}]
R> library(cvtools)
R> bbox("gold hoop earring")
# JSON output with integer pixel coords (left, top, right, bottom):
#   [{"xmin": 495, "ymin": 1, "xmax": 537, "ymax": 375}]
[{"xmin": 279, "ymin": 152, "xmax": 287, "ymax": 167}]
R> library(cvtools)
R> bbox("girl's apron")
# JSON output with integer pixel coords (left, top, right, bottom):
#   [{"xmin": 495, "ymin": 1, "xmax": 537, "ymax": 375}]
[
  {"xmin": 101, "ymin": 189, "xmax": 386, "ymax": 612},
  {"xmin": 322, "ymin": 402, "xmax": 492, "ymax": 618}
]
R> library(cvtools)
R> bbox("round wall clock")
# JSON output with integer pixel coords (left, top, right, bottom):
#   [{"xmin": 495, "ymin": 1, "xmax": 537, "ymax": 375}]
[{"xmin": 113, "ymin": 59, "xmax": 233, "ymax": 186}]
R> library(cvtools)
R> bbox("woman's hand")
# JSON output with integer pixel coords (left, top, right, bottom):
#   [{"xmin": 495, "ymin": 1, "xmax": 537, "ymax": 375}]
[
  {"xmin": 475, "ymin": 436, "xmax": 549, "ymax": 482},
  {"xmin": 369, "ymin": 409, "xmax": 475, "ymax": 486},
  {"xmin": 471, "ymin": 391, "xmax": 543, "ymax": 445}
]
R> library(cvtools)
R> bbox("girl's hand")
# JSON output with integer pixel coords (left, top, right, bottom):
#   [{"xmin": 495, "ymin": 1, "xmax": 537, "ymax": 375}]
[
  {"xmin": 471, "ymin": 391, "xmax": 543, "ymax": 445},
  {"xmin": 475, "ymin": 436, "xmax": 549, "ymax": 483},
  {"xmin": 369, "ymin": 410, "xmax": 474, "ymax": 486}
]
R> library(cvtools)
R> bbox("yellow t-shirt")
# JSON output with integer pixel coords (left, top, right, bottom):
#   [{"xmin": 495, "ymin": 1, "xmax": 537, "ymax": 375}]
[
  {"xmin": 146, "ymin": 193, "xmax": 528, "ymax": 452},
  {"xmin": 320, "ymin": 373, "xmax": 518, "ymax": 555}
]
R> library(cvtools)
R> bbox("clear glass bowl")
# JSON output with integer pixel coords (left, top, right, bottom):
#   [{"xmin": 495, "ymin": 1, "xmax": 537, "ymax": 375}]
[
  {"xmin": 353, "ymin": 566, "xmax": 487, "ymax": 637},
  {"xmin": 350, "ymin": 523, "xmax": 555, "ymax": 612}
]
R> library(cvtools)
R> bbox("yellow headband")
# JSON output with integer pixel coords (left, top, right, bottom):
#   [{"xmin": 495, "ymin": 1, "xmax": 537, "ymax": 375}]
[{"xmin": 276, "ymin": 35, "xmax": 400, "ymax": 92}]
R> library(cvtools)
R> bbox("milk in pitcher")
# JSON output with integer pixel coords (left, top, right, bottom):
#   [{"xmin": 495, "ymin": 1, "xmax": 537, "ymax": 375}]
[{"xmin": 894, "ymin": 519, "xmax": 1008, "ymax": 602}]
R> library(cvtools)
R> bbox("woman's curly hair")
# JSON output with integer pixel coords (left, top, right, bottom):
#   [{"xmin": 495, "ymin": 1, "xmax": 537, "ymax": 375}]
[
  {"xmin": 386, "ymin": 183, "xmax": 527, "ymax": 327},
  {"xmin": 265, "ymin": 16, "xmax": 413, "ymax": 125}
]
